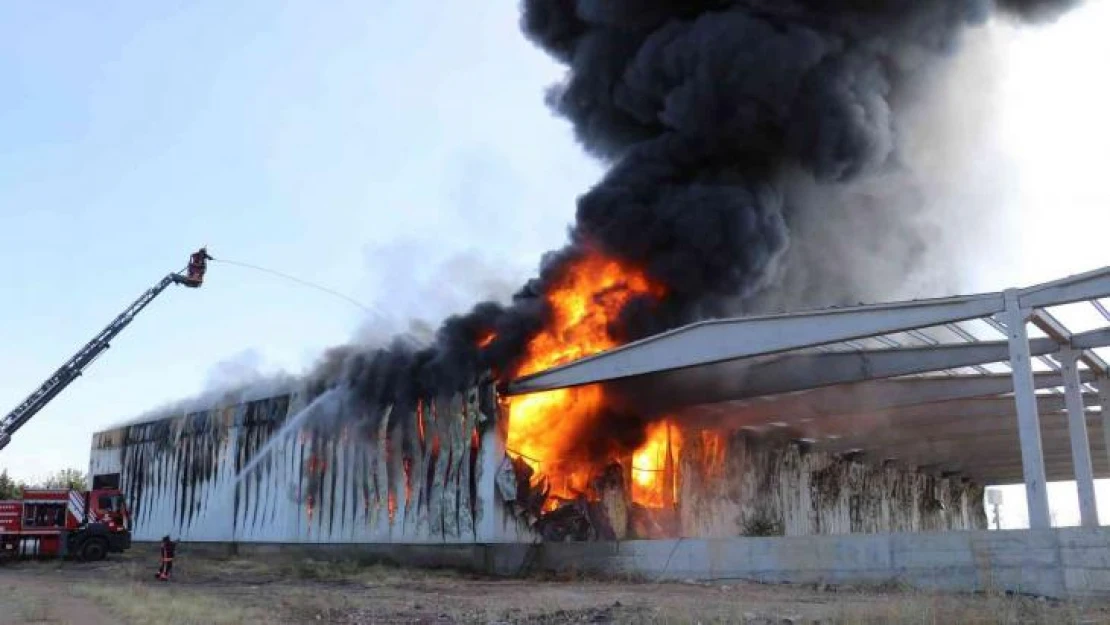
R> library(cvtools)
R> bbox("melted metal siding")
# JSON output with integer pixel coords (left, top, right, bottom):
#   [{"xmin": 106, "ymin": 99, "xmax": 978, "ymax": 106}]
[
  {"xmin": 91, "ymin": 381, "xmax": 526, "ymax": 543},
  {"xmin": 90, "ymin": 386, "xmax": 985, "ymax": 544},
  {"xmin": 678, "ymin": 431, "xmax": 987, "ymax": 537}
]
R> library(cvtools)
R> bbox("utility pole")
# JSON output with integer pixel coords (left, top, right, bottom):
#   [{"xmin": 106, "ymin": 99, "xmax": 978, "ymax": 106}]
[{"xmin": 986, "ymin": 488, "xmax": 1004, "ymax": 530}]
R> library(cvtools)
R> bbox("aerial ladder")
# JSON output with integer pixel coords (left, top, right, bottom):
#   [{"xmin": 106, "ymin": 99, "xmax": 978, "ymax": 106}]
[{"xmin": 0, "ymin": 248, "xmax": 213, "ymax": 452}]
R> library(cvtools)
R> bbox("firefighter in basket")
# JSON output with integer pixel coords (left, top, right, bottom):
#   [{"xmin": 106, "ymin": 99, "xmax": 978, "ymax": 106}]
[{"xmin": 184, "ymin": 247, "xmax": 213, "ymax": 286}]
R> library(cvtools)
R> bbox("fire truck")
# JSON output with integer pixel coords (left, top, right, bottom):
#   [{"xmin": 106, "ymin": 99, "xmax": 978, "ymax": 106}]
[
  {"xmin": 0, "ymin": 249, "xmax": 209, "ymax": 562},
  {"xmin": 0, "ymin": 487, "xmax": 131, "ymax": 561}
]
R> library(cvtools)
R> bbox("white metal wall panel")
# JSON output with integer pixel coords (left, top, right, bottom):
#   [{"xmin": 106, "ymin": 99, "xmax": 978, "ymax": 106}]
[{"xmin": 89, "ymin": 382, "xmax": 526, "ymax": 544}]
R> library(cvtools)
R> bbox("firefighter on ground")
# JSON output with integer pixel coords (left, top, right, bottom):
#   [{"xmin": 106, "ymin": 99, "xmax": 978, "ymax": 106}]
[
  {"xmin": 155, "ymin": 535, "xmax": 176, "ymax": 581},
  {"xmin": 185, "ymin": 247, "xmax": 213, "ymax": 285}
]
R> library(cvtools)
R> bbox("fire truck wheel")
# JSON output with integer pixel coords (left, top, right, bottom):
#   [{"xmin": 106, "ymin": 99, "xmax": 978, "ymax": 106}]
[{"xmin": 78, "ymin": 538, "xmax": 108, "ymax": 562}]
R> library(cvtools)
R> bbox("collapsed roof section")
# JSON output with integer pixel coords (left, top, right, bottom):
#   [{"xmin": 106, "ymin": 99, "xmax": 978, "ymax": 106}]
[{"xmin": 508, "ymin": 266, "xmax": 1110, "ymax": 530}]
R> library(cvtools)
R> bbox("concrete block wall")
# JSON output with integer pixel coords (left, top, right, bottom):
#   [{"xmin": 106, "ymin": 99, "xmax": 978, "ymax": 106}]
[
  {"xmin": 530, "ymin": 528, "xmax": 1110, "ymax": 599},
  {"xmin": 148, "ymin": 527, "xmax": 1110, "ymax": 599}
]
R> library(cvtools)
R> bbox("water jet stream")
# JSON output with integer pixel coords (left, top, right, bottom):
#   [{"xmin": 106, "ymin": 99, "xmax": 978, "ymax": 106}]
[{"xmin": 234, "ymin": 388, "xmax": 344, "ymax": 487}]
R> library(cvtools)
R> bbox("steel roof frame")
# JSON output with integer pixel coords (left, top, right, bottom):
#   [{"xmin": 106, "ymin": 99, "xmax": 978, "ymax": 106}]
[{"xmin": 507, "ymin": 266, "xmax": 1110, "ymax": 530}]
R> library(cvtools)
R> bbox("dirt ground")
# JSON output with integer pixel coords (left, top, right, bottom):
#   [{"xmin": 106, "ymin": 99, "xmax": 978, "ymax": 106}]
[{"xmin": 1, "ymin": 549, "xmax": 1109, "ymax": 625}]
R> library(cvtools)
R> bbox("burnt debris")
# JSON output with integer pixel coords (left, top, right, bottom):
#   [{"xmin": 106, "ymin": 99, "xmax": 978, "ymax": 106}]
[{"xmin": 498, "ymin": 454, "xmax": 680, "ymax": 541}]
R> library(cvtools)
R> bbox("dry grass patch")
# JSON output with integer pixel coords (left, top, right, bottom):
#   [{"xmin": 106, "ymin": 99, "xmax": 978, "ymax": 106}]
[
  {"xmin": 0, "ymin": 581, "xmax": 52, "ymax": 624},
  {"xmin": 270, "ymin": 557, "xmax": 397, "ymax": 581},
  {"xmin": 136, "ymin": 552, "xmax": 460, "ymax": 585},
  {"xmin": 11, "ymin": 596, "xmax": 53, "ymax": 624},
  {"xmin": 631, "ymin": 585, "xmax": 1100, "ymax": 625},
  {"xmin": 22, "ymin": 552, "xmax": 1106, "ymax": 625},
  {"xmin": 71, "ymin": 582, "xmax": 267, "ymax": 625},
  {"xmin": 826, "ymin": 593, "xmax": 1045, "ymax": 625}
]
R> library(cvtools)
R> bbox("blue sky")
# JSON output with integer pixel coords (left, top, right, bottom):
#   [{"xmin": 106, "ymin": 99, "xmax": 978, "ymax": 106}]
[
  {"xmin": 1, "ymin": 2, "xmax": 1108, "ymax": 527},
  {"xmin": 0, "ymin": 1, "xmax": 602, "ymax": 480}
]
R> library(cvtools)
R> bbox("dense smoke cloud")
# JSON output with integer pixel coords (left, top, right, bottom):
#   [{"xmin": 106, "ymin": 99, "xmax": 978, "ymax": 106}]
[
  {"xmin": 522, "ymin": 0, "xmax": 1078, "ymax": 321},
  {"xmin": 142, "ymin": 2, "xmax": 1079, "ymax": 462},
  {"xmin": 322, "ymin": 0, "xmax": 1080, "ymax": 412}
]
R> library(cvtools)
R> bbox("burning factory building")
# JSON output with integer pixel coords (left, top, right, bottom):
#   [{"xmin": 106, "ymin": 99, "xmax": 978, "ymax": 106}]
[
  {"xmin": 87, "ymin": 353, "xmax": 988, "ymax": 545},
  {"xmin": 87, "ymin": 247, "xmax": 989, "ymax": 545},
  {"xmin": 89, "ymin": 0, "xmax": 1094, "ymax": 548}
]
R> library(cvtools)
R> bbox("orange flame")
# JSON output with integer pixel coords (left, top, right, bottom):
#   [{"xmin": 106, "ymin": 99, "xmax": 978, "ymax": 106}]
[
  {"xmin": 477, "ymin": 331, "xmax": 496, "ymax": 348},
  {"xmin": 505, "ymin": 250, "xmax": 667, "ymax": 505},
  {"xmin": 699, "ymin": 430, "xmax": 727, "ymax": 479},
  {"xmin": 631, "ymin": 420, "xmax": 681, "ymax": 508},
  {"xmin": 416, "ymin": 399, "xmax": 426, "ymax": 446}
]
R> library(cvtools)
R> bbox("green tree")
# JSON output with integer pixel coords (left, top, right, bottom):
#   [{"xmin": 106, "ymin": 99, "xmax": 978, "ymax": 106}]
[
  {"xmin": 39, "ymin": 468, "xmax": 87, "ymax": 491},
  {"xmin": 0, "ymin": 469, "xmax": 19, "ymax": 499}
]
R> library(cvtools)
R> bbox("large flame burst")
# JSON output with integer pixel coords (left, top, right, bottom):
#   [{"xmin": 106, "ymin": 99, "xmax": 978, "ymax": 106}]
[{"xmin": 504, "ymin": 251, "xmax": 679, "ymax": 506}]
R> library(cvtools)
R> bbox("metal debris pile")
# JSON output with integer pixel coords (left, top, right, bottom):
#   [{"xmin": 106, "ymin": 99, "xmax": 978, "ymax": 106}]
[{"xmin": 496, "ymin": 455, "xmax": 677, "ymax": 541}]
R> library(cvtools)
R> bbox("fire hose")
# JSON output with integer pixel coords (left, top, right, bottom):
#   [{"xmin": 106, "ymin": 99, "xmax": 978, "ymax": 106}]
[{"xmin": 210, "ymin": 258, "xmax": 424, "ymax": 349}]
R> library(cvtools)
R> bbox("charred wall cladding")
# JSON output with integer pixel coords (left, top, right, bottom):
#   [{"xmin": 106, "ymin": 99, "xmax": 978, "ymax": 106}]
[
  {"xmin": 91, "ymin": 391, "xmax": 986, "ymax": 544},
  {"xmin": 89, "ymin": 384, "xmax": 527, "ymax": 544},
  {"xmin": 677, "ymin": 432, "xmax": 987, "ymax": 537},
  {"xmin": 498, "ymin": 427, "xmax": 987, "ymax": 541}
]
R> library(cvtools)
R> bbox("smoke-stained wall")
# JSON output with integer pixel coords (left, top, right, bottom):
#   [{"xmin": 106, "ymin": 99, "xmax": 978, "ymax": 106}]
[
  {"xmin": 678, "ymin": 431, "xmax": 987, "ymax": 538},
  {"xmin": 89, "ymin": 383, "xmax": 529, "ymax": 544},
  {"xmin": 91, "ymin": 391, "xmax": 985, "ymax": 544}
]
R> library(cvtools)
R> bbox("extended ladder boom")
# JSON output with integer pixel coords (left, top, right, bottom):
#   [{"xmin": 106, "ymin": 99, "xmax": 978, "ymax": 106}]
[{"xmin": 0, "ymin": 250, "xmax": 210, "ymax": 451}]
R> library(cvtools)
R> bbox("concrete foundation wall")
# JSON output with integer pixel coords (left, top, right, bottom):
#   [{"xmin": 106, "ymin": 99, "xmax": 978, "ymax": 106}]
[
  {"xmin": 157, "ymin": 528, "xmax": 1110, "ymax": 600},
  {"xmin": 531, "ymin": 528, "xmax": 1110, "ymax": 599}
]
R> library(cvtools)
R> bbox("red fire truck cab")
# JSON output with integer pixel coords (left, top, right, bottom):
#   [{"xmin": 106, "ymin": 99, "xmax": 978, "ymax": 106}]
[{"xmin": 0, "ymin": 488, "xmax": 132, "ymax": 561}]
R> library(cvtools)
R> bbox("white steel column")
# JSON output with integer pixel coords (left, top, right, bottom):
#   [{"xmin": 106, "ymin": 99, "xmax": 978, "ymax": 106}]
[
  {"xmin": 1100, "ymin": 376, "xmax": 1110, "ymax": 486},
  {"xmin": 1003, "ymin": 290, "xmax": 1052, "ymax": 529},
  {"xmin": 1061, "ymin": 349, "xmax": 1099, "ymax": 527}
]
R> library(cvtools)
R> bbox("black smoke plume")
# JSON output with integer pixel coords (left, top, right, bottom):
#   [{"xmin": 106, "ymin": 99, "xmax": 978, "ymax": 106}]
[
  {"xmin": 522, "ymin": 0, "xmax": 1078, "ymax": 323},
  {"xmin": 311, "ymin": 0, "xmax": 1078, "ymax": 448}
]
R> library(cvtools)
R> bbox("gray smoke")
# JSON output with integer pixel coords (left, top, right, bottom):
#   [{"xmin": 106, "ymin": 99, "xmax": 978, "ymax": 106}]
[{"xmin": 355, "ymin": 242, "xmax": 524, "ymax": 345}]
